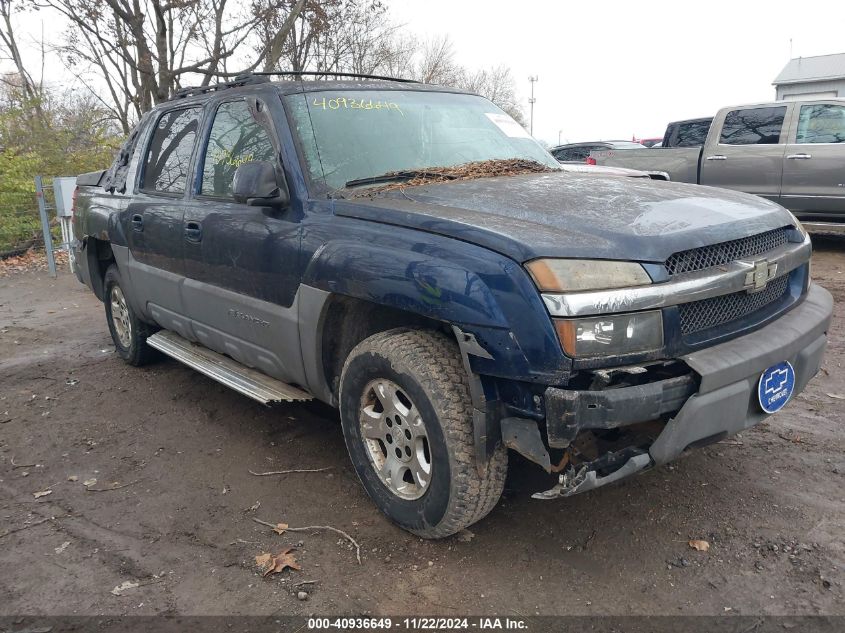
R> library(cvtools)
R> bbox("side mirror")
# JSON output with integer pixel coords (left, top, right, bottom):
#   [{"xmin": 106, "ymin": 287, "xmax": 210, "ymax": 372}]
[{"xmin": 232, "ymin": 161, "xmax": 289, "ymax": 208}]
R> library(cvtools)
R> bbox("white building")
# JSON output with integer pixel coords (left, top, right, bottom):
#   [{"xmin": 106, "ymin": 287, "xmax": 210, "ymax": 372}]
[{"xmin": 773, "ymin": 53, "xmax": 845, "ymax": 101}]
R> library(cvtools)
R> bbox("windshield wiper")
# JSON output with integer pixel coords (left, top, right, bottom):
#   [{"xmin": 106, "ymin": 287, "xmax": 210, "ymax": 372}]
[{"xmin": 344, "ymin": 169, "xmax": 457, "ymax": 188}]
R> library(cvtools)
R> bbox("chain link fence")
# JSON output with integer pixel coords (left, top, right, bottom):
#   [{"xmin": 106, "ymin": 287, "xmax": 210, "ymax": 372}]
[{"xmin": 0, "ymin": 182, "xmax": 58, "ymax": 258}]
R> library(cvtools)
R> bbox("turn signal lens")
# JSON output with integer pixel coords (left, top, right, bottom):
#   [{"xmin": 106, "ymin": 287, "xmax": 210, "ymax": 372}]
[{"xmin": 526, "ymin": 259, "xmax": 651, "ymax": 292}]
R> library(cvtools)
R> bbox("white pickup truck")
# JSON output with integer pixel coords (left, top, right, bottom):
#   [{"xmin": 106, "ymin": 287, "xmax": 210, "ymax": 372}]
[{"xmin": 593, "ymin": 99, "xmax": 845, "ymax": 233}]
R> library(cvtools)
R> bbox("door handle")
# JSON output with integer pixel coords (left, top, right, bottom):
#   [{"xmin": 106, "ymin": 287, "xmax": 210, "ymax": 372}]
[
  {"xmin": 705, "ymin": 155, "xmax": 727, "ymax": 161},
  {"xmin": 184, "ymin": 221, "xmax": 203, "ymax": 242},
  {"xmin": 786, "ymin": 153, "xmax": 812, "ymax": 159},
  {"xmin": 131, "ymin": 214, "xmax": 144, "ymax": 231}
]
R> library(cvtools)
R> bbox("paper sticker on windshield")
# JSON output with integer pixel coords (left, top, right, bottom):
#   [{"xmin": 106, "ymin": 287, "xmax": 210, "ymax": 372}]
[{"xmin": 485, "ymin": 113, "xmax": 531, "ymax": 138}]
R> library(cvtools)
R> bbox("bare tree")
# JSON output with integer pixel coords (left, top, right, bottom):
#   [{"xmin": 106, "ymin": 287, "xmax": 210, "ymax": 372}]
[
  {"xmin": 415, "ymin": 35, "xmax": 462, "ymax": 85},
  {"xmin": 6, "ymin": 0, "xmax": 524, "ymax": 132},
  {"xmin": 260, "ymin": 0, "xmax": 392, "ymax": 75},
  {"xmin": 0, "ymin": 0, "xmax": 45, "ymax": 119},
  {"xmin": 458, "ymin": 64, "xmax": 525, "ymax": 125},
  {"xmin": 40, "ymin": 0, "xmax": 307, "ymax": 132}
]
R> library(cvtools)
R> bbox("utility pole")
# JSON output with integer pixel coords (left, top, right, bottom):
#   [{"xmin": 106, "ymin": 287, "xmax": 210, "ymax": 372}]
[
  {"xmin": 528, "ymin": 75, "xmax": 538, "ymax": 136},
  {"xmin": 558, "ymin": 130, "xmax": 562, "ymax": 145}
]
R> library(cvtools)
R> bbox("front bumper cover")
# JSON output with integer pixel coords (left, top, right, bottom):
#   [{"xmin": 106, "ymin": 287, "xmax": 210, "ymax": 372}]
[{"xmin": 536, "ymin": 283, "xmax": 832, "ymax": 498}]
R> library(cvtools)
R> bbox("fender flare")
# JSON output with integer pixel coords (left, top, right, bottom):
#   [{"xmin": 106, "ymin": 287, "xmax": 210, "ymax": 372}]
[{"xmin": 301, "ymin": 240, "xmax": 511, "ymax": 329}]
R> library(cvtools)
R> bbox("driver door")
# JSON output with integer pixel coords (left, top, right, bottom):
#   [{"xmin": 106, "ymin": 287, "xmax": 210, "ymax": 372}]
[{"xmin": 180, "ymin": 97, "xmax": 306, "ymax": 385}]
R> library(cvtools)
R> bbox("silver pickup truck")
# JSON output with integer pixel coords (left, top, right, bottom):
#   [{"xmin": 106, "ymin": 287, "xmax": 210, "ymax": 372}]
[{"xmin": 593, "ymin": 99, "xmax": 845, "ymax": 233}]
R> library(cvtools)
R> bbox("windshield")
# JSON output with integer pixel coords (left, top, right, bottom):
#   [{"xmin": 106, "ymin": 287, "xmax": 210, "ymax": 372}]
[{"xmin": 285, "ymin": 90, "xmax": 559, "ymax": 191}]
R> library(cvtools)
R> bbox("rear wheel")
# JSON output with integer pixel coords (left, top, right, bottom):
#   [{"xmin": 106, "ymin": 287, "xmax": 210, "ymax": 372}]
[
  {"xmin": 103, "ymin": 265, "xmax": 157, "ymax": 366},
  {"xmin": 339, "ymin": 329, "xmax": 507, "ymax": 538}
]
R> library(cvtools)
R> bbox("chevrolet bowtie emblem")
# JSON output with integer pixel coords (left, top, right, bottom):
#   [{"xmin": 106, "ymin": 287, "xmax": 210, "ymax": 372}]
[{"xmin": 744, "ymin": 259, "xmax": 778, "ymax": 293}]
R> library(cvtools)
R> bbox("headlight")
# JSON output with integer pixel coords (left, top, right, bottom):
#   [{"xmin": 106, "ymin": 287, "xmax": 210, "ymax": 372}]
[
  {"xmin": 554, "ymin": 311, "xmax": 663, "ymax": 358},
  {"xmin": 525, "ymin": 259, "xmax": 651, "ymax": 292}
]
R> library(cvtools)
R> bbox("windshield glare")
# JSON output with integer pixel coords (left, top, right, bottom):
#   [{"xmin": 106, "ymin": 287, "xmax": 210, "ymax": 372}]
[{"xmin": 285, "ymin": 90, "xmax": 559, "ymax": 191}]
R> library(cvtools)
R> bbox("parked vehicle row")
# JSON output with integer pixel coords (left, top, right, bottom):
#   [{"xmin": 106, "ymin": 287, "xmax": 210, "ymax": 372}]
[
  {"xmin": 592, "ymin": 99, "xmax": 845, "ymax": 231},
  {"xmin": 549, "ymin": 140, "xmax": 647, "ymax": 164}
]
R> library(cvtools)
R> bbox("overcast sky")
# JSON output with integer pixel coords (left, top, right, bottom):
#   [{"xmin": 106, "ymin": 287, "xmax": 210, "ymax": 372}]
[
  {"xmin": 8, "ymin": 0, "xmax": 845, "ymax": 145},
  {"xmin": 389, "ymin": 0, "xmax": 845, "ymax": 144}
]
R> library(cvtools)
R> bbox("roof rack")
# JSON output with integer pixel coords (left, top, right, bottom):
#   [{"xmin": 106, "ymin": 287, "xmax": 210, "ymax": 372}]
[
  {"xmin": 247, "ymin": 71, "xmax": 417, "ymax": 83},
  {"xmin": 168, "ymin": 70, "xmax": 416, "ymax": 101},
  {"xmin": 169, "ymin": 75, "xmax": 270, "ymax": 101}
]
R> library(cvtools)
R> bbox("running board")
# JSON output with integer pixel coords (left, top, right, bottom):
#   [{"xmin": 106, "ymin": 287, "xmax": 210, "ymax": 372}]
[{"xmin": 146, "ymin": 330, "xmax": 312, "ymax": 404}]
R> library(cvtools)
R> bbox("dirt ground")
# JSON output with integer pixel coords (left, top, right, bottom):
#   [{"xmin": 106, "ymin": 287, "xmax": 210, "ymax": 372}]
[{"xmin": 1, "ymin": 239, "xmax": 843, "ymax": 618}]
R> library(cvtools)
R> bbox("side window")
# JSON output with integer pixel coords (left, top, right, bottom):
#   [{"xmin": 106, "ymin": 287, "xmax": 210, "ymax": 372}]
[
  {"xmin": 552, "ymin": 148, "xmax": 571, "ymax": 161},
  {"xmin": 796, "ymin": 104, "xmax": 845, "ymax": 144},
  {"xmin": 141, "ymin": 107, "xmax": 203, "ymax": 194},
  {"xmin": 200, "ymin": 100, "xmax": 277, "ymax": 197},
  {"xmin": 720, "ymin": 107, "xmax": 786, "ymax": 145}
]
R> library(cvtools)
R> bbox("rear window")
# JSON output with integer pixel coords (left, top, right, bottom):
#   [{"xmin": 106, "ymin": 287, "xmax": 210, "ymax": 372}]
[
  {"xmin": 102, "ymin": 113, "xmax": 151, "ymax": 193},
  {"xmin": 672, "ymin": 120, "xmax": 711, "ymax": 147},
  {"xmin": 554, "ymin": 146, "xmax": 592, "ymax": 161},
  {"xmin": 141, "ymin": 106, "xmax": 203, "ymax": 194},
  {"xmin": 720, "ymin": 107, "xmax": 786, "ymax": 145}
]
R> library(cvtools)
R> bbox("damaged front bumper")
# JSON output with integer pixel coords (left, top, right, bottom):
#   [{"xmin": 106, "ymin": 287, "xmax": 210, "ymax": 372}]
[{"xmin": 533, "ymin": 283, "xmax": 833, "ymax": 499}]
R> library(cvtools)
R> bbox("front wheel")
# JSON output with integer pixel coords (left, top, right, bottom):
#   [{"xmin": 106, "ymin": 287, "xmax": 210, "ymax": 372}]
[
  {"xmin": 103, "ymin": 264, "xmax": 157, "ymax": 366},
  {"xmin": 339, "ymin": 329, "xmax": 507, "ymax": 538}
]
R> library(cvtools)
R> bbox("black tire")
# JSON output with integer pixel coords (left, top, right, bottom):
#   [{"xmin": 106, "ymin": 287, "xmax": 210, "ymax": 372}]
[
  {"xmin": 339, "ymin": 329, "xmax": 507, "ymax": 538},
  {"xmin": 103, "ymin": 264, "xmax": 157, "ymax": 366}
]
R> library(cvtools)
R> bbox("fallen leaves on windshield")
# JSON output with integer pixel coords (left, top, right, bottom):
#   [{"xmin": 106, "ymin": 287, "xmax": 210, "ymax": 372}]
[{"xmin": 351, "ymin": 159, "xmax": 555, "ymax": 197}]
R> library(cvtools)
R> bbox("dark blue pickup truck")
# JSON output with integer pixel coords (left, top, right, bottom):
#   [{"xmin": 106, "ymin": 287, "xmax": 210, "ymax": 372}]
[{"xmin": 72, "ymin": 73, "xmax": 833, "ymax": 538}]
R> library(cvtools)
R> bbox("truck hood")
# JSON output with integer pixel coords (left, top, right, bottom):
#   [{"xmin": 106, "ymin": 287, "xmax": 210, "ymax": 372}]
[{"xmin": 334, "ymin": 172, "xmax": 796, "ymax": 263}]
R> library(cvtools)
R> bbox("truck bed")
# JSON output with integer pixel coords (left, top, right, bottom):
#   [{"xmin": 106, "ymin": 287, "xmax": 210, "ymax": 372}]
[{"xmin": 591, "ymin": 147, "xmax": 701, "ymax": 183}]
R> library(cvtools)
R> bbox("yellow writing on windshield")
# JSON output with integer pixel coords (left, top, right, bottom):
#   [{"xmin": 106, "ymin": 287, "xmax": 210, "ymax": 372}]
[
  {"xmin": 209, "ymin": 147, "xmax": 254, "ymax": 168},
  {"xmin": 312, "ymin": 96, "xmax": 403, "ymax": 115}
]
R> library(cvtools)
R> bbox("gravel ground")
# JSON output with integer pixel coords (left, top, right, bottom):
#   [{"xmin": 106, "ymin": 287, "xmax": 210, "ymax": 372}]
[{"xmin": 0, "ymin": 238, "xmax": 843, "ymax": 617}]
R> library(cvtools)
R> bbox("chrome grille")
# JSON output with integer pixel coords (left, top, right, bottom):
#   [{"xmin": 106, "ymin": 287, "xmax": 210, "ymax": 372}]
[
  {"xmin": 665, "ymin": 227, "xmax": 790, "ymax": 276},
  {"xmin": 679, "ymin": 274, "xmax": 790, "ymax": 335}
]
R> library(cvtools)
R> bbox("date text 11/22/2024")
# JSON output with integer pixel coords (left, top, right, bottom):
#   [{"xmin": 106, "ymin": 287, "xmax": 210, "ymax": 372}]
[{"xmin": 307, "ymin": 617, "xmax": 528, "ymax": 630}]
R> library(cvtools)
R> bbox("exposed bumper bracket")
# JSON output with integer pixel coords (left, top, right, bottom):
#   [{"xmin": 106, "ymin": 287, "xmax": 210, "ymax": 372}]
[
  {"xmin": 545, "ymin": 374, "xmax": 696, "ymax": 449},
  {"xmin": 452, "ymin": 325, "xmax": 501, "ymax": 475},
  {"xmin": 501, "ymin": 417, "xmax": 551, "ymax": 472},
  {"xmin": 532, "ymin": 451, "xmax": 652, "ymax": 499}
]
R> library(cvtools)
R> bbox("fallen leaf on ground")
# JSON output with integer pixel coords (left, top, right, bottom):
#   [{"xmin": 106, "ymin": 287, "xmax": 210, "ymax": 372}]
[
  {"xmin": 255, "ymin": 548, "xmax": 301, "ymax": 576},
  {"xmin": 33, "ymin": 489, "xmax": 52, "ymax": 498},
  {"xmin": 83, "ymin": 478, "xmax": 97, "ymax": 487},
  {"xmin": 688, "ymin": 539, "xmax": 710, "ymax": 552},
  {"xmin": 67, "ymin": 475, "xmax": 78, "ymax": 482},
  {"xmin": 110, "ymin": 580, "xmax": 139, "ymax": 595},
  {"xmin": 55, "ymin": 541, "xmax": 70, "ymax": 554},
  {"xmin": 273, "ymin": 522, "xmax": 288, "ymax": 535},
  {"xmin": 826, "ymin": 393, "xmax": 845, "ymax": 400}
]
